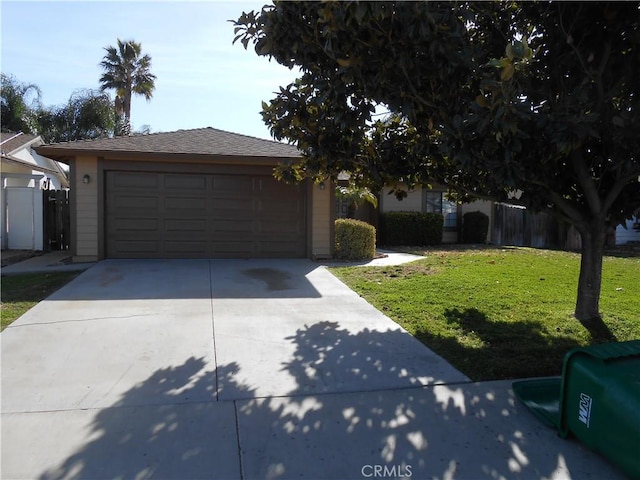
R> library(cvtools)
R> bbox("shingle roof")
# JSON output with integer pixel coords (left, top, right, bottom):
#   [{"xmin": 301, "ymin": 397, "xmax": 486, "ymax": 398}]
[
  {"xmin": 1, "ymin": 132, "xmax": 41, "ymax": 156},
  {"xmin": 35, "ymin": 127, "xmax": 301, "ymax": 159}
]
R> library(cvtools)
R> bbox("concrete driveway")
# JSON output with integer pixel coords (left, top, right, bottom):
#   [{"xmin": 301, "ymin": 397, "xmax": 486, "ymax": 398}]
[{"xmin": 1, "ymin": 259, "xmax": 624, "ymax": 479}]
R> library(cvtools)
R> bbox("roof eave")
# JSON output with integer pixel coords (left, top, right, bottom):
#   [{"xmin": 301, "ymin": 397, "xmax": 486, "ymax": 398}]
[{"xmin": 33, "ymin": 146, "xmax": 301, "ymax": 164}]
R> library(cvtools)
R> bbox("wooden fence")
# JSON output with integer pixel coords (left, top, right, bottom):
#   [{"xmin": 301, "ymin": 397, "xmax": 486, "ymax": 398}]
[
  {"xmin": 491, "ymin": 203, "xmax": 581, "ymax": 250},
  {"xmin": 43, "ymin": 189, "xmax": 70, "ymax": 251}
]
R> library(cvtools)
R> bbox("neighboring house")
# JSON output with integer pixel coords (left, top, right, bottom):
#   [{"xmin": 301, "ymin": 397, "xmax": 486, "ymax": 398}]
[
  {"xmin": 35, "ymin": 127, "xmax": 334, "ymax": 262},
  {"xmin": 616, "ymin": 210, "xmax": 640, "ymax": 245},
  {"xmin": 376, "ymin": 184, "xmax": 494, "ymax": 243},
  {"xmin": 1, "ymin": 132, "xmax": 70, "ymax": 250}
]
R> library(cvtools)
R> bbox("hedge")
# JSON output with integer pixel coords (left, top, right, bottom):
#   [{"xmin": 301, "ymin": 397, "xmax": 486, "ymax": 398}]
[
  {"xmin": 379, "ymin": 211, "xmax": 443, "ymax": 245},
  {"xmin": 334, "ymin": 218, "xmax": 376, "ymax": 260}
]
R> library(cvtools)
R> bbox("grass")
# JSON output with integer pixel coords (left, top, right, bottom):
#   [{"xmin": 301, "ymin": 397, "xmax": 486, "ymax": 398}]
[
  {"xmin": 331, "ymin": 246, "xmax": 640, "ymax": 381},
  {"xmin": 1, "ymin": 272, "xmax": 81, "ymax": 331}
]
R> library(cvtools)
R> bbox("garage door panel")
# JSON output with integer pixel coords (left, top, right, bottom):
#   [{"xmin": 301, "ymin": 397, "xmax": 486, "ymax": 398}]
[
  {"xmin": 211, "ymin": 220, "xmax": 254, "ymax": 234},
  {"xmin": 212, "ymin": 175, "xmax": 253, "ymax": 192},
  {"xmin": 259, "ymin": 181, "xmax": 300, "ymax": 195},
  {"xmin": 164, "ymin": 174, "xmax": 207, "ymax": 190},
  {"xmin": 112, "ymin": 195, "xmax": 159, "ymax": 210},
  {"xmin": 111, "ymin": 240, "xmax": 160, "ymax": 254},
  {"xmin": 259, "ymin": 222, "xmax": 303, "ymax": 235},
  {"xmin": 164, "ymin": 241, "xmax": 208, "ymax": 254},
  {"xmin": 111, "ymin": 172, "xmax": 159, "ymax": 190},
  {"xmin": 256, "ymin": 201, "xmax": 303, "ymax": 217},
  {"xmin": 211, "ymin": 198, "xmax": 253, "ymax": 211},
  {"xmin": 164, "ymin": 196, "xmax": 208, "ymax": 210},
  {"xmin": 106, "ymin": 171, "xmax": 306, "ymax": 258},
  {"xmin": 164, "ymin": 219, "xmax": 207, "ymax": 232},
  {"xmin": 111, "ymin": 218, "xmax": 159, "ymax": 232}
]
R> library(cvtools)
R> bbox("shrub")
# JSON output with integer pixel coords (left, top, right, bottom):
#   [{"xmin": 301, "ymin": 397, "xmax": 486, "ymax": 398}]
[
  {"xmin": 462, "ymin": 211, "xmax": 490, "ymax": 243},
  {"xmin": 334, "ymin": 218, "xmax": 376, "ymax": 260},
  {"xmin": 380, "ymin": 212, "xmax": 443, "ymax": 245}
]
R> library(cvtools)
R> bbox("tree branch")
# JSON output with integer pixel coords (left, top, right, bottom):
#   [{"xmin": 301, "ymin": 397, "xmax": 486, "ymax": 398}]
[{"xmin": 571, "ymin": 150, "xmax": 602, "ymax": 215}]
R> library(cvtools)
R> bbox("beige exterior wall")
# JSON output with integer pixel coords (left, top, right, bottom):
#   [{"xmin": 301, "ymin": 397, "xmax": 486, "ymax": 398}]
[
  {"xmin": 1, "ymin": 162, "xmax": 30, "ymax": 175},
  {"xmin": 379, "ymin": 185, "xmax": 423, "ymax": 213},
  {"xmin": 461, "ymin": 200, "xmax": 493, "ymax": 243},
  {"xmin": 74, "ymin": 155, "xmax": 99, "ymax": 261},
  {"xmin": 311, "ymin": 183, "xmax": 333, "ymax": 259},
  {"xmin": 1, "ymin": 162, "xmax": 43, "ymax": 187}
]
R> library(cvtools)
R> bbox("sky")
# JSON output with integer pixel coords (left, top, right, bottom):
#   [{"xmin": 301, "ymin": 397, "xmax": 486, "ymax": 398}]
[{"xmin": 1, "ymin": 0, "xmax": 299, "ymax": 140}]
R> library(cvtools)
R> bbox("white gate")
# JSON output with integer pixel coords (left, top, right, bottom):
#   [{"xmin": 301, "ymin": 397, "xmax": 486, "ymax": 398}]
[{"xmin": 5, "ymin": 187, "xmax": 44, "ymax": 250}]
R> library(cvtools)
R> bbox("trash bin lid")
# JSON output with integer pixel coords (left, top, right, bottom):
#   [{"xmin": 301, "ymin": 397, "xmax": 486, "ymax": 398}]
[{"xmin": 512, "ymin": 377, "xmax": 562, "ymax": 429}]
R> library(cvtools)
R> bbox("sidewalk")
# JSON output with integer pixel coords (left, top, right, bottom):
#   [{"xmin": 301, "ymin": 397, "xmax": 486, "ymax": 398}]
[
  {"xmin": 0, "ymin": 249, "xmax": 418, "ymax": 276},
  {"xmin": 1, "ymin": 250, "xmax": 96, "ymax": 275}
]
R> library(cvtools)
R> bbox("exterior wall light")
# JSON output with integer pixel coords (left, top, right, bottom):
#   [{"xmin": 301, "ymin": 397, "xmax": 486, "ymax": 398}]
[
  {"xmin": 82, "ymin": 174, "xmax": 91, "ymax": 184},
  {"xmin": 318, "ymin": 181, "xmax": 325, "ymax": 190}
]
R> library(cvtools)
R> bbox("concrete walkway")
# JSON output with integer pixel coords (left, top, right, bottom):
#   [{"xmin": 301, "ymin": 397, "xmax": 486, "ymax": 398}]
[
  {"xmin": 1, "ymin": 259, "xmax": 624, "ymax": 479},
  {"xmin": 1, "ymin": 250, "xmax": 95, "ymax": 275}
]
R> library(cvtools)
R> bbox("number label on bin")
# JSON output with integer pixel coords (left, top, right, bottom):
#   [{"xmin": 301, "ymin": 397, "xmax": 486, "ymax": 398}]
[{"xmin": 578, "ymin": 393, "xmax": 592, "ymax": 427}]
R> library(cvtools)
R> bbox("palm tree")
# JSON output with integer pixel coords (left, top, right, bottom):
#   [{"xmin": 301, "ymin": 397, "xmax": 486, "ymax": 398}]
[{"xmin": 99, "ymin": 39, "xmax": 156, "ymax": 136}]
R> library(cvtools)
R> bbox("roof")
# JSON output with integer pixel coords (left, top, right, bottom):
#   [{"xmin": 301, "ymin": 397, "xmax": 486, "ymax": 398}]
[
  {"xmin": 35, "ymin": 127, "xmax": 301, "ymax": 160},
  {"xmin": 1, "ymin": 132, "xmax": 41, "ymax": 157}
]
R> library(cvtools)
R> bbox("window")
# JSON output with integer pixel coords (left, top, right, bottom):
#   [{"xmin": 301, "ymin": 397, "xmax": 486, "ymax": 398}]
[{"xmin": 425, "ymin": 190, "xmax": 458, "ymax": 229}]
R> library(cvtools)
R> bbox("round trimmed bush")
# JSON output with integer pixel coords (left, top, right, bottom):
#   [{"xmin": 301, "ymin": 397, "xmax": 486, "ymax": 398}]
[{"xmin": 335, "ymin": 219, "xmax": 376, "ymax": 260}]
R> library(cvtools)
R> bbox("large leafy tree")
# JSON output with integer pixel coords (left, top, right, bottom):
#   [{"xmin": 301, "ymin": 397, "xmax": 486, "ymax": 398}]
[
  {"xmin": 37, "ymin": 89, "xmax": 115, "ymax": 143},
  {"xmin": 234, "ymin": 2, "xmax": 640, "ymax": 332},
  {"xmin": 99, "ymin": 38, "xmax": 156, "ymax": 136},
  {"xmin": 1, "ymin": 73, "xmax": 42, "ymax": 134}
]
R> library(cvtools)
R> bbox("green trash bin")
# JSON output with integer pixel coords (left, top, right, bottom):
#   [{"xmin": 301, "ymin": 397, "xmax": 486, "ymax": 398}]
[{"xmin": 513, "ymin": 340, "xmax": 640, "ymax": 479}]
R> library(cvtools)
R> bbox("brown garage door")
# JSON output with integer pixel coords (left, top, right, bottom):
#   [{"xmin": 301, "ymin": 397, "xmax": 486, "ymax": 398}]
[{"xmin": 105, "ymin": 171, "xmax": 306, "ymax": 258}]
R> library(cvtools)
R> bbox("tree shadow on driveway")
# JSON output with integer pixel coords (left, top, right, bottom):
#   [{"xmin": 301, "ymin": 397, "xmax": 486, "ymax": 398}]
[{"xmin": 24, "ymin": 323, "xmax": 624, "ymax": 480}]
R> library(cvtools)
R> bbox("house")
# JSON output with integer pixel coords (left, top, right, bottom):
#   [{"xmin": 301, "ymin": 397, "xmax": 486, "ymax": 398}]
[
  {"xmin": 374, "ymin": 183, "xmax": 494, "ymax": 244},
  {"xmin": 616, "ymin": 210, "xmax": 640, "ymax": 245},
  {"xmin": 35, "ymin": 127, "xmax": 333, "ymax": 262},
  {"xmin": 1, "ymin": 132, "xmax": 69, "ymax": 250}
]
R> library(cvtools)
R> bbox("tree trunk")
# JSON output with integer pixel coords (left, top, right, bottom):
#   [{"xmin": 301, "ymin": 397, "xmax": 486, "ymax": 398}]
[{"xmin": 574, "ymin": 222, "xmax": 614, "ymax": 341}]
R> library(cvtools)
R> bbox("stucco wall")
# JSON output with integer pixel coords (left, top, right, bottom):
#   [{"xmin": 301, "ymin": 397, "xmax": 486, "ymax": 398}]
[
  {"xmin": 73, "ymin": 155, "xmax": 99, "ymax": 261},
  {"xmin": 379, "ymin": 186, "xmax": 423, "ymax": 213},
  {"xmin": 311, "ymin": 183, "xmax": 333, "ymax": 259}
]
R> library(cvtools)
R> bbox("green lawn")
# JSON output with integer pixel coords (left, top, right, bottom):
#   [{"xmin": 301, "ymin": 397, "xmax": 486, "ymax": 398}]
[
  {"xmin": 331, "ymin": 247, "xmax": 640, "ymax": 381},
  {"xmin": 1, "ymin": 272, "xmax": 81, "ymax": 331}
]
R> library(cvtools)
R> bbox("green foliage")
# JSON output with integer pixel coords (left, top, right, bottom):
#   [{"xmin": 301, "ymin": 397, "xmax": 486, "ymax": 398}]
[
  {"xmin": 336, "ymin": 185, "xmax": 378, "ymax": 209},
  {"xmin": 334, "ymin": 218, "xmax": 376, "ymax": 260},
  {"xmin": 380, "ymin": 212, "xmax": 443, "ymax": 246},
  {"xmin": 1, "ymin": 74, "xmax": 114, "ymax": 141},
  {"xmin": 37, "ymin": 90, "xmax": 115, "ymax": 143},
  {"xmin": 462, "ymin": 211, "xmax": 490, "ymax": 244},
  {"xmin": 1, "ymin": 73, "xmax": 41, "ymax": 134}
]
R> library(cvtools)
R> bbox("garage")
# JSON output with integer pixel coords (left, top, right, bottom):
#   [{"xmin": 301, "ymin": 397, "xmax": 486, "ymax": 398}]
[
  {"xmin": 35, "ymin": 127, "xmax": 333, "ymax": 261},
  {"xmin": 105, "ymin": 170, "xmax": 306, "ymax": 258}
]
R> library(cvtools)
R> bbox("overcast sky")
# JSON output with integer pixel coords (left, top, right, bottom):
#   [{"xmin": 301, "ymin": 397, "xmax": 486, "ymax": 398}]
[{"xmin": 1, "ymin": 1, "xmax": 299, "ymax": 140}]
